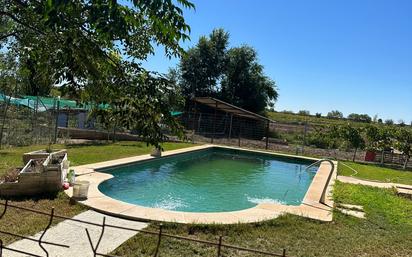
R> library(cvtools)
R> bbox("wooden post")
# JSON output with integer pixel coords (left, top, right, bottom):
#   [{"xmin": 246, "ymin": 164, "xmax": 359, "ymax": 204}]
[
  {"xmin": 191, "ymin": 102, "xmax": 198, "ymax": 144},
  {"xmin": 193, "ymin": 101, "xmax": 197, "ymax": 131},
  {"xmin": 197, "ymin": 113, "xmax": 202, "ymax": 134},
  {"xmin": 154, "ymin": 224, "xmax": 163, "ymax": 257},
  {"xmin": 265, "ymin": 120, "xmax": 269, "ymax": 150},
  {"xmin": 53, "ymin": 98, "xmax": 60, "ymax": 144},
  {"xmin": 238, "ymin": 125, "xmax": 241, "ymax": 147},
  {"xmin": 212, "ymin": 101, "xmax": 217, "ymax": 143},
  {"xmin": 217, "ymin": 236, "xmax": 223, "ymax": 257},
  {"xmin": 228, "ymin": 114, "xmax": 233, "ymax": 140},
  {"xmin": 302, "ymin": 121, "xmax": 308, "ymax": 154}
]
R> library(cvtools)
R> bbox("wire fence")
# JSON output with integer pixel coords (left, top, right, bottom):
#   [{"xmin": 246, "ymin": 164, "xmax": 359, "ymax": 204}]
[
  {"xmin": 0, "ymin": 200, "xmax": 292, "ymax": 257},
  {"xmin": 180, "ymin": 112, "xmax": 368, "ymax": 162},
  {"xmin": 0, "ymin": 98, "xmax": 55, "ymax": 147},
  {"xmin": 0, "ymin": 97, "xmax": 115, "ymax": 148},
  {"xmin": 1, "ymin": 98, "xmax": 409, "ymax": 168}
]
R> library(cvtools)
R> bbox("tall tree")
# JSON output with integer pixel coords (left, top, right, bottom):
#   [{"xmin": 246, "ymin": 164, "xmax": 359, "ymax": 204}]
[
  {"xmin": 179, "ymin": 28, "xmax": 229, "ymax": 98},
  {"xmin": 178, "ymin": 28, "xmax": 277, "ymax": 113},
  {"xmin": 220, "ymin": 46, "xmax": 277, "ymax": 113}
]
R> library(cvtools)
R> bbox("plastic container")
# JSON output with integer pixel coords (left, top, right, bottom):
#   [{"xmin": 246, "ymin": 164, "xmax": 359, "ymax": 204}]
[{"xmin": 72, "ymin": 181, "xmax": 90, "ymax": 200}]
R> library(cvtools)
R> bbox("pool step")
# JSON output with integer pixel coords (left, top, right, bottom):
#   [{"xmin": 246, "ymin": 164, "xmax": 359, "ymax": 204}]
[
  {"xmin": 337, "ymin": 203, "xmax": 363, "ymax": 211},
  {"xmin": 336, "ymin": 203, "xmax": 365, "ymax": 219},
  {"xmin": 396, "ymin": 186, "xmax": 412, "ymax": 199}
]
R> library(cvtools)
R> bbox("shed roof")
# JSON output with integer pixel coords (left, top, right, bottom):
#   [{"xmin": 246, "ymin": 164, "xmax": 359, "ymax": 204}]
[{"xmin": 193, "ymin": 97, "xmax": 274, "ymax": 122}]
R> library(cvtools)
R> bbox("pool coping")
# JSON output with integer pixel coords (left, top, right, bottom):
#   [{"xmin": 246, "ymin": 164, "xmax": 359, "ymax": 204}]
[{"xmin": 66, "ymin": 144, "xmax": 337, "ymax": 224}]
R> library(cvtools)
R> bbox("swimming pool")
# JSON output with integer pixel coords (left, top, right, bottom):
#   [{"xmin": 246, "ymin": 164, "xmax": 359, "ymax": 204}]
[{"xmin": 98, "ymin": 147, "xmax": 319, "ymax": 212}]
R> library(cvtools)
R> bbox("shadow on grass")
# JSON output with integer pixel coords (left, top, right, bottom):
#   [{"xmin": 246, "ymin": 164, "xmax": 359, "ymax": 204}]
[{"xmin": 0, "ymin": 191, "xmax": 60, "ymax": 202}]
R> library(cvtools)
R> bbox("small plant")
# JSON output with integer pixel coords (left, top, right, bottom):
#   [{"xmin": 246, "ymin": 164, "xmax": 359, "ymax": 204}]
[{"xmin": 46, "ymin": 143, "xmax": 53, "ymax": 153}]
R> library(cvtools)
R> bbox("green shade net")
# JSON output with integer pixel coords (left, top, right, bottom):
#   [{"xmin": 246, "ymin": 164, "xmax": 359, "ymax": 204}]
[
  {"xmin": 1, "ymin": 94, "xmax": 109, "ymax": 111},
  {"xmin": 2, "ymin": 93, "xmax": 179, "ymax": 116}
]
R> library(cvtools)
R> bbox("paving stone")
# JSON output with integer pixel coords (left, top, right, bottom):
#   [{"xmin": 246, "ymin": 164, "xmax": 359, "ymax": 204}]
[
  {"xmin": 337, "ymin": 208, "xmax": 365, "ymax": 219},
  {"xmin": 337, "ymin": 203, "xmax": 364, "ymax": 211},
  {"xmin": 3, "ymin": 210, "xmax": 148, "ymax": 257}
]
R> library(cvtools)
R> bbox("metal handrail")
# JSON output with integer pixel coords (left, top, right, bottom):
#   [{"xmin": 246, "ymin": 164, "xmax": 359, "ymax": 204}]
[{"xmin": 306, "ymin": 159, "xmax": 335, "ymax": 205}]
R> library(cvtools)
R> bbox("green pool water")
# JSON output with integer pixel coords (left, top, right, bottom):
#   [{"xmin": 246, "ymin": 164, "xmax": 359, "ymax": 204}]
[{"xmin": 98, "ymin": 148, "xmax": 318, "ymax": 212}]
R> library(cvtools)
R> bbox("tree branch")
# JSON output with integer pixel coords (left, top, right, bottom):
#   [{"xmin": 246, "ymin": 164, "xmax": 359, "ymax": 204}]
[
  {"xmin": 0, "ymin": 31, "xmax": 17, "ymax": 41},
  {"xmin": 0, "ymin": 11, "xmax": 45, "ymax": 35}
]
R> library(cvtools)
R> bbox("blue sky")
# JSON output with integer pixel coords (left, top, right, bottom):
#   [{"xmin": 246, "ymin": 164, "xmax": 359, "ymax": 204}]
[{"xmin": 142, "ymin": 0, "xmax": 412, "ymax": 123}]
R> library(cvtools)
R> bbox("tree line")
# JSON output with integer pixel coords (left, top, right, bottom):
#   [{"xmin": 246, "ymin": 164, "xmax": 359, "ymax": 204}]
[
  {"xmin": 308, "ymin": 124, "xmax": 412, "ymax": 169},
  {"xmin": 284, "ymin": 109, "xmax": 410, "ymax": 125}
]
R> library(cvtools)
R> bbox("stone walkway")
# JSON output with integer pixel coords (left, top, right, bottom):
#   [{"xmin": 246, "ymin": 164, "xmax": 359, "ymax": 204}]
[
  {"xmin": 4, "ymin": 210, "xmax": 148, "ymax": 257},
  {"xmin": 337, "ymin": 175, "xmax": 412, "ymax": 199},
  {"xmin": 337, "ymin": 175, "xmax": 412, "ymax": 189}
]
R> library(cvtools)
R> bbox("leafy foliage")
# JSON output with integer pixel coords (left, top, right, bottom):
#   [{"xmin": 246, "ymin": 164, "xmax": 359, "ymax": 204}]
[
  {"xmin": 180, "ymin": 28, "xmax": 229, "ymax": 98},
  {"xmin": 1, "ymin": 0, "xmax": 195, "ymax": 148},
  {"xmin": 177, "ymin": 28, "xmax": 278, "ymax": 114},
  {"xmin": 337, "ymin": 124, "xmax": 365, "ymax": 161},
  {"xmin": 326, "ymin": 110, "xmax": 344, "ymax": 119},
  {"xmin": 347, "ymin": 113, "xmax": 372, "ymax": 123},
  {"xmin": 220, "ymin": 46, "xmax": 278, "ymax": 113},
  {"xmin": 92, "ymin": 71, "xmax": 185, "ymax": 149},
  {"xmin": 394, "ymin": 128, "xmax": 412, "ymax": 169}
]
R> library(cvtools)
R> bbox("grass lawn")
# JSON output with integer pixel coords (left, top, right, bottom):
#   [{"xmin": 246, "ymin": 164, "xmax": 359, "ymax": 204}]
[
  {"xmin": 0, "ymin": 141, "xmax": 197, "ymax": 245},
  {"xmin": 113, "ymin": 182, "xmax": 412, "ymax": 257},
  {"xmin": 2, "ymin": 142, "xmax": 412, "ymax": 256},
  {"xmin": 339, "ymin": 161, "xmax": 412, "ymax": 185},
  {"xmin": 0, "ymin": 141, "xmax": 196, "ymax": 177}
]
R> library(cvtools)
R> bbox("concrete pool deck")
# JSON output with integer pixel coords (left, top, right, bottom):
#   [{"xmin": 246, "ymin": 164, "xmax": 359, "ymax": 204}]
[{"xmin": 66, "ymin": 145, "xmax": 337, "ymax": 224}]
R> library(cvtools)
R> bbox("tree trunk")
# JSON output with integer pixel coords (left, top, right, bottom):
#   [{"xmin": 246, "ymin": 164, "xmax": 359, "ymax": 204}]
[{"xmin": 352, "ymin": 147, "xmax": 357, "ymax": 162}]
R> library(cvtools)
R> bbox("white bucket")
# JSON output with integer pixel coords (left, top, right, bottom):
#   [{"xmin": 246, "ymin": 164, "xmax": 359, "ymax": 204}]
[{"xmin": 72, "ymin": 181, "xmax": 90, "ymax": 200}]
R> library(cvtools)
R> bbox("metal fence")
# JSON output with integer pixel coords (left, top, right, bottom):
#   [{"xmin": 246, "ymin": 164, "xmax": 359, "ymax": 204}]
[
  {"xmin": 0, "ymin": 200, "xmax": 291, "ymax": 257},
  {"xmin": 0, "ymin": 98, "xmax": 56, "ymax": 148},
  {"xmin": 180, "ymin": 112, "xmax": 369, "ymax": 162},
  {"xmin": 1, "ymin": 99, "xmax": 409, "ymax": 168},
  {"xmin": 0, "ymin": 97, "xmax": 112, "ymax": 148}
]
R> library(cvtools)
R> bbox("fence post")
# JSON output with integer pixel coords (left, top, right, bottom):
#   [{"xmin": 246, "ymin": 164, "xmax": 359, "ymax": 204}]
[
  {"xmin": 228, "ymin": 114, "xmax": 233, "ymax": 141},
  {"xmin": 0, "ymin": 238, "xmax": 3, "ymax": 257},
  {"xmin": 154, "ymin": 224, "xmax": 163, "ymax": 257},
  {"xmin": 197, "ymin": 113, "xmax": 202, "ymax": 136},
  {"xmin": 212, "ymin": 101, "xmax": 217, "ymax": 144},
  {"xmin": 302, "ymin": 121, "xmax": 308, "ymax": 154},
  {"xmin": 217, "ymin": 236, "xmax": 223, "ymax": 257},
  {"xmin": 54, "ymin": 97, "xmax": 60, "ymax": 144},
  {"xmin": 265, "ymin": 120, "xmax": 269, "ymax": 150},
  {"xmin": 238, "ymin": 125, "xmax": 241, "ymax": 147},
  {"xmin": 282, "ymin": 248, "xmax": 286, "ymax": 257}
]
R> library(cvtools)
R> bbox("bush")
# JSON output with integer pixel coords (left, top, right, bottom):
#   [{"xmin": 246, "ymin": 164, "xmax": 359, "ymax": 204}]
[{"xmin": 306, "ymin": 131, "xmax": 339, "ymax": 149}]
